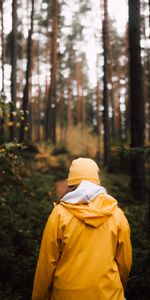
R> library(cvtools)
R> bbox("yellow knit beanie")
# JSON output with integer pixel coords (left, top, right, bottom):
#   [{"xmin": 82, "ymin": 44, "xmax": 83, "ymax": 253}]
[{"xmin": 67, "ymin": 157, "xmax": 100, "ymax": 186}]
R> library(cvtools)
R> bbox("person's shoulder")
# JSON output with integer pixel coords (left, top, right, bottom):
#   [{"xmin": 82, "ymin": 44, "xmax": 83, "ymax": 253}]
[
  {"xmin": 114, "ymin": 206, "xmax": 124, "ymax": 217},
  {"xmin": 113, "ymin": 206, "xmax": 130, "ymax": 231},
  {"xmin": 44, "ymin": 204, "xmax": 64, "ymax": 229},
  {"xmin": 49, "ymin": 202, "xmax": 65, "ymax": 216}
]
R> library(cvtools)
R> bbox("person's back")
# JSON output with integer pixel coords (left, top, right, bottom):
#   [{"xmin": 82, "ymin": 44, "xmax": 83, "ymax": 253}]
[{"xmin": 32, "ymin": 158, "xmax": 132, "ymax": 300}]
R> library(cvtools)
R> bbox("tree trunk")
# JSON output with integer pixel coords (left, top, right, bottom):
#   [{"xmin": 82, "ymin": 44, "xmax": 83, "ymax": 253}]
[
  {"xmin": 96, "ymin": 82, "xmax": 101, "ymax": 159},
  {"xmin": 108, "ymin": 37, "xmax": 115, "ymax": 139},
  {"xmin": 102, "ymin": 0, "xmax": 110, "ymax": 167},
  {"xmin": 0, "ymin": 1, "xmax": 4, "ymax": 94},
  {"xmin": 149, "ymin": 0, "xmax": 150, "ymax": 26},
  {"xmin": 0, "ymin": 0, "xmax": 5, "ymax": 144},
  {"xmin": 59, "ymin": 88, "xmax": 65, "ymax": 143},
  {"xmin": 44, "ymin": 0, "xmax": 51, "ymax": 140},
  {"xmin": 45, "ymin": 0, "xmax": 58, "ymax": 144},
  {"xmin": 20, "ymin": 0, "xmax": 34, "ymax": 142},
  {"xmin": 124, "ymin": 27, "xmax": 130, "ymax": 140},
  {"xmin": 141, "ymin": 0, "xmax": 150, "ymax": 144},
  {"xmin": 128, "ymin": 0, "xmax": 145, "ymax": 200},
  {"xmin": 76, "ymin": 61, "xmax": 82, "ymax": 124},
  {"xmin": 10, "ymin": 0, "xmax": 17, "ymax": 141},
  {"xmin": 148, "ymin": 0, "xmax": 150, "ymax": 142},
  {"xmin": 67, "ymin": 78, "xmax": 73, "ymax": 128},
  {"xmin": 116, "ymin": 60, "xmax": 121, "ymax": 137}
]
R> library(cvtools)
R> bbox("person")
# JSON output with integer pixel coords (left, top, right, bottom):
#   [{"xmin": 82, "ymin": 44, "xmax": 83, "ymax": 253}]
[{"xmin": 32, "ymin": 157, "xmax": 132, "ymax": 300}]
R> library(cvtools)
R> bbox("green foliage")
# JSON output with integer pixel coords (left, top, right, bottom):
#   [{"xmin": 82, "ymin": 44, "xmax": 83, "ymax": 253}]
[
  {"xmin": 0, "ymin": 142, "xmax": 26, "ymax": 154},
  {"xmin": 24, "ymin": 142, "xmax": 39, "ymax": 153},
  {"xmin": 0, "ymin": 92, "xmax": 30, "ymax": 136},
  {"xmin": 125, "ymin": 204, "xmax": 150, "ymax": 300},
  {"xmin": 0, "ymin": 148, "xmax": 55, "ymax": 299},
  {"xmin": 121, "ymin": 146, "xmax": 150, "ymax": 161},
  {"xmin": 107, "ymin": 146, "xmax": 150, "ymax": 174},
  {"xmin": 101, "ymin": 170, "xmax": 150, "ymax": 300},
  {"xmin": 0, "ymin": 143, "xmax": 27, "ymax": 190}
]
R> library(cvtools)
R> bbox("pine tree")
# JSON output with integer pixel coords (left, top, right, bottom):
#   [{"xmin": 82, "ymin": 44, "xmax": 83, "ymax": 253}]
[
  {"xmin": 102, "ymin": 0, "xmax": 110, "ymax": 167},
  {"xmin": 128, "ymin": 0, "xmax": 145, "ymax": 200},
  {"xmin": 45, "ymin": 0, "xmax": 58, "ymax": 144},
  {"xmin": 10, "ymin": 0, "xmax": 18, "ymax": 141},
  {"xmin": 20, "ymin": 0, "xmax": 34, "ymax": 142},
  {"xmin": 0, "ymin": 0, "xmax": 5, "ymax": 144}
]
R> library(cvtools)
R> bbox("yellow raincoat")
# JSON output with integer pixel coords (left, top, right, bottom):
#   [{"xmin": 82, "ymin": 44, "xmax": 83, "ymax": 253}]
[{"xmin": 32, "ymin": 181, "xmax": 132, "ymax": 300}]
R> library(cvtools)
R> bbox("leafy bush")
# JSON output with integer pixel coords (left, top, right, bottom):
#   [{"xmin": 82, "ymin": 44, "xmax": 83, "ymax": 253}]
[{"xmin": 0, "ymin": 147, "xmax": 54, "ymax": 299}]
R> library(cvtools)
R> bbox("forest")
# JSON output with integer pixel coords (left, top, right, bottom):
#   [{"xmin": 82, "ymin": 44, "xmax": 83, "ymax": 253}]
[{"xmin": 0, "ymin": 0, "xmax": 150, "ymax": 299}]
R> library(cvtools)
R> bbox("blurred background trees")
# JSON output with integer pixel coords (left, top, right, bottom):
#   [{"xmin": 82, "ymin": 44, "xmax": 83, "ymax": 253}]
[{"xmin": 0, "ymin": 0, "xmax": 150, "ymax": 196}]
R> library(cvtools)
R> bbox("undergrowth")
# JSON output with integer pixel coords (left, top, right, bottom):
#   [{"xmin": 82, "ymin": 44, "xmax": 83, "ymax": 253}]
[{"xmin": 0, "ymin": 144, "xmax": 66, "ymax": 299}]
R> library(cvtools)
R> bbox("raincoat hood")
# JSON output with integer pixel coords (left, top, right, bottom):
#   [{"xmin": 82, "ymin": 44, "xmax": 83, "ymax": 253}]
[{"xmin": 61, "ymin": 180, "xmax": 118, "ymax": 227}]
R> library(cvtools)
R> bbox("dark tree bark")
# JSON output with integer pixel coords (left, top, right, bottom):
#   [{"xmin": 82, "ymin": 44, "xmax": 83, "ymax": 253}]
[
  {"xmin": 124, "ymin": 27, "xmax": 130, "ymax": 140},
  {"xmin": 0, "ymin": 0, "xmax": 5, "ymax": 144},
  {"xmin": 45, "ymin": 0, "xmax": 58, "ymax": 144},
  {"xmin": 102, "ymin": 0, "xmax": 110, "ymax": 167},
  {"xmin": 44, "ymin": 0, "xmax": 51, "ymax": 139},
  {"xmin": 0, "ymin": 0, "xmax": 4, "ymax": 94},
  {"xmin": 10, "ymin": 0, "xmax": 17, "ymax": 141},
  {"xmin": 67, "ymin": 78, "xmax": 73, "ymax": 128},
  {"xmin": 128, "ymin": 0, "xmax": 145, "ymax": 200},
  {"xmin": 147, "ymin": 0, "xmax": 150, "ymax": 142},
  {"xmin": 58, "ymin": 88, "xmax": 65, "ymax": 143},
  {"xmin": 76, "ymin": 61, "xmax": 82, "ymax": 124},
  {"xmin": 108, "ymin": 37, "xmax": 115, "ymax": 139},
  {"xmin": 95, "ymin": 36, "xmax": 101, "ymax": 159},
  {"xmin": 96, "ymin": 81, "xmax": 101, "ymax": 159},
  {"xmin": 20, "ymin": 0, "xmax": 34, "ymax": 142},
  {"xmin": 149, "ymin": 0, "xmax": 150, "ymax": 26},
  {"xmin": 115, "ymin": 59, "xmax": 121, "ymax": 139},
  {"xmin": 147, "ymin": 0, "xmax": 150, "ymax": 233}
]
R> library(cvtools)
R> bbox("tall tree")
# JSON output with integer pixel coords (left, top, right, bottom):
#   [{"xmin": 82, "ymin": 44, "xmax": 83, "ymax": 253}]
[
  {"xmin": 96, "ymin": 81, "xmax": 101, "ymax": 159},
  {"xmin": 0, "ymin": 0, "xmax": 5, "ymax": 144},
  {"xmin": 76, "ymin": 61, "xmax": 83, "ymax": 124},
  {"xmin": 124, "ymin": 27, "xmax": 130, "ymax": 140},
  {"xmin": 102, "ymin": 0, "xmax": 110, "ymax": 167},
  {"xmin": 0, "ymin": 0, "xmax": 4, "ymax": 94},
  {"xmin": 45, "ymin": 0, "xmax": 58, "ymax": 143},
  {"xmin": 128, "ymin": 0, "xmax": 145, "ymax": 200},
  {"xmin": 107, "ymin": 26, "xmax": 115, "ymax": 139},
  {"xmin": 20, "ymin": 0, "xmax": 34, "ymax": 142},
  {"xmin": 141, "ymin": 0, "xmax": 150, "ymax": 143},
  {"xmin": 149, "ymin": 0, "xmax": 150, "ymax": 27},
  {"xmin": 95, "ymin": 38, "xmax": 101, "ymax": 159},
  {"xmin": 148, "ymin": 1, "xmax": 150, "ymax": 142},
  {"xmin": 10, "ymin": 0, "xmax": 17, "ymax": 141}
]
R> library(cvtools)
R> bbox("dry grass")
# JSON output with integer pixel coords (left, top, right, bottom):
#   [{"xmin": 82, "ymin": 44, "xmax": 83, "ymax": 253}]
[{"xmin": 57, "ymin": 124, "xmax": 103, "ymax": 158}]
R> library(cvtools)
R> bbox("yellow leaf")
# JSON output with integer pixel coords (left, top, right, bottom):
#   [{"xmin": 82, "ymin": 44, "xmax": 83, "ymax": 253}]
[
  {"xmin": 0, "ymin": 148, "xmax": 5, "ymax": 153},
  {"xmin": 12, "ymin": 111, "xmax": 17, "ymax": 116},
  {"xmin": 16, "ymin": 122, "xmax": 21, "ymax": 128},
  {"xmin": 7, "ymin": 121, "xmax": 14, "ymax": 127},
  {"xmin": 24, "ymin": 126, "xmax": 29, "ymax": 132}
]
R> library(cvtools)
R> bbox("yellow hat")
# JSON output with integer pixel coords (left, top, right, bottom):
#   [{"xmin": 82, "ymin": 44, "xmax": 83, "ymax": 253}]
[{"xmin": 67, "ymin": 157, "xmax": 100, "ymax": 186}]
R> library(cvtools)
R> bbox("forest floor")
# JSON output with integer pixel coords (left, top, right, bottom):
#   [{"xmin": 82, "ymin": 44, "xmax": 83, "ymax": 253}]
[{"xmin": 0, "ymin": 144, "xmax": 150, "ymax": 300}]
